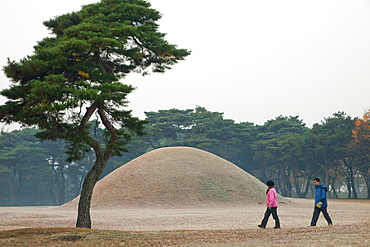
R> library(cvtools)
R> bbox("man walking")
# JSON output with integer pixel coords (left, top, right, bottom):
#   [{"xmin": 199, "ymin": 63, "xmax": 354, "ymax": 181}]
[{"xmin": 310, "ymin": 178, "xmax": 333, "ymax": 226}]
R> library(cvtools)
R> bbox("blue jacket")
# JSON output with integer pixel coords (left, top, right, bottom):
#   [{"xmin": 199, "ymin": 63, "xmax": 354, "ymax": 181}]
[{"xmin": 314, "ymin": 184, "xmax": 328, "ymax": 207}]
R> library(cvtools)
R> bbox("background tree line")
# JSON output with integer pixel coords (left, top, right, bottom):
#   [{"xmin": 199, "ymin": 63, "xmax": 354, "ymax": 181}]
[{"xmin": 1, "ymin": 106, "xmax": 369, "ymax": 206}]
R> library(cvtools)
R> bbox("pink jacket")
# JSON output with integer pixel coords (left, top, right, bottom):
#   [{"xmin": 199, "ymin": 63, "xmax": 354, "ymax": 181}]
[{"xmin": 266, "ymin": 188, "xmax": 278, "ymax": 207}]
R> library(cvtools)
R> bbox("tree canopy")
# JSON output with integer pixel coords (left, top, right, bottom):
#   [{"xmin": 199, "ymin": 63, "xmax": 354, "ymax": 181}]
[{"xmin": 1, "ymin": 107, "xmax": 369, "ymax": 209}]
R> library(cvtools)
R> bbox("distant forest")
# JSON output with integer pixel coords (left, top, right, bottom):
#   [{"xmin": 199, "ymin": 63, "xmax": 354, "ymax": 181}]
[{"xmin": 1, "ymin": 106, "xmax": 369, "ymax": 206}]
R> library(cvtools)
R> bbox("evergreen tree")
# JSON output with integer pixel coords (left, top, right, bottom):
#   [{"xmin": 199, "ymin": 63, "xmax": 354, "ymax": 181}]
[{"xmin": 0, "ymin": 0, "xmax": 190, "ymax": 228}]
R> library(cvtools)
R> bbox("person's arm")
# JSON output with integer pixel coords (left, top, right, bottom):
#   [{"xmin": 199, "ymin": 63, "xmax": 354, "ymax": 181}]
[
  {"xmin": 320, "ymin": 187, "xmax": 326, "ymax": 203},
  {"xmin": 315, "ymin": 187, "xmax": 326, "ymax": 208},
  {"xmin": 266, "ymin": 190, "xmax": 275, "ymax": 209}
]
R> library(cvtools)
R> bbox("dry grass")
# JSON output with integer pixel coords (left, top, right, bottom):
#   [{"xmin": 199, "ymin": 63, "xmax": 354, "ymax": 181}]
[
  {"xmin": 63, "ymin": 146, "xmax": 284, "ymax": 210},
  {"xmin": 0, "ymin": 222, "xmax": 369, "ymax": 246}
]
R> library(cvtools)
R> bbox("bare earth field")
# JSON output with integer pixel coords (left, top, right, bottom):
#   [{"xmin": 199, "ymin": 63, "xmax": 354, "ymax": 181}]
[
  {"xmin": 0, "ymin": 198, "xmax": 369, "ymax": 246},
  {"xmin": 1, "ymin": 148, "xmax": 369, "ymax": 246}
]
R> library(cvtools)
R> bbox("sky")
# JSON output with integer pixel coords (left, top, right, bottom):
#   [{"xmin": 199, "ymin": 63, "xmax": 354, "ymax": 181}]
[{"xmin": 1, "ymin": 0, "xmax": 370, "ymax": 129}]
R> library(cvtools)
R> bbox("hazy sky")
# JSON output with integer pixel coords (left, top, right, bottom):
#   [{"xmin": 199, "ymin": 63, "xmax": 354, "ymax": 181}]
[{"xmin": 1, "ymin": 0, "xmax": 370, "ymax": 128}]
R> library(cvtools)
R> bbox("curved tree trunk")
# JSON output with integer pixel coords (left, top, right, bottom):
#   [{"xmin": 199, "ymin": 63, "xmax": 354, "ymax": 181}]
[
  {"xmin": 346, "ymin": 181, "xmax": 352, "ymax": 199},
  {"xmin": 329, "ymin": 176, "xmax": 339, "ymax": 199},
  {"xmin": 362, "ymin": 169, "xmax": 370, "ymax": 199},
  {"xmin": 76, "ymin": 104, "xmax": 116, "ymax": 228},
  {"xmin": 279, "ymin": 166, "xmax": 292, "ymax": 197},
  {"xmin": 294, "ymin": 176, "xmax": 310, "ymax": 198},
  {"xmin": 76, "ymin": 152, "xmax": 109, "ymax": 228}
]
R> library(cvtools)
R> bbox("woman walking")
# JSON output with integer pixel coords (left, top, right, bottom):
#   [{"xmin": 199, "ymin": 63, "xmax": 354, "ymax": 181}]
[{"xmin": 258, "ymin": 180, "xmax": 280, "ymax": 229}]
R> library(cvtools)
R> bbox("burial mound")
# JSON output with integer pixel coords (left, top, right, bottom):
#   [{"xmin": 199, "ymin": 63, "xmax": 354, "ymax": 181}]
[{"xmin": 63, "ymin": 146, "xmax": 282, "ymax": 209}]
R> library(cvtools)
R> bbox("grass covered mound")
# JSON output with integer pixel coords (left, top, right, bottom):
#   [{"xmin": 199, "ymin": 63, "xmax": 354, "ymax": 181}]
[{"xmin": 63, "ymin": 146, "xmax": 281, "ymax": 209}]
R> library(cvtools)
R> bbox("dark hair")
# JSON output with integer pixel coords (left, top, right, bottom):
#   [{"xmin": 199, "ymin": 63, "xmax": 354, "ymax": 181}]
[
  {"xmin": 266, "ymin": 180, "xmax": 274, "ymax": 186},
  {"xmin": 313, "ymin": 178, "xmax": 320, "ymax": 182}
]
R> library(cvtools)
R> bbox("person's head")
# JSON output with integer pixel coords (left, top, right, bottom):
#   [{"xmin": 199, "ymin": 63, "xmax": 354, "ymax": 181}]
[
  {"xmin": 313, "ymin": 178, "xmax": 321, "ymax": 186},
  {"xmin": 266, "ymin": 180, "xmax": 274, "ymax": 187}
]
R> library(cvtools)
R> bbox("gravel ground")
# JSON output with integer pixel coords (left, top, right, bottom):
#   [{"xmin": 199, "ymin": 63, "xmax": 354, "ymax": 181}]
[
  {"xmin": 0, "ymin": 198, "xmax": 368, "ymax": 231},
  {"xmin": 0, "ymin": 199, "xmax": 369, "ymax": 246}
]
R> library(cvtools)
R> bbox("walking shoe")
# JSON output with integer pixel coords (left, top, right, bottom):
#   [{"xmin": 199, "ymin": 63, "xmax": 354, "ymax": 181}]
[
  {"xmin": 258, "ymin": 225, "xmax": 266, "ymax": 229},
  {"xmin": 273, "ymin": 226, "xmax": 280, "ymax": 229}
]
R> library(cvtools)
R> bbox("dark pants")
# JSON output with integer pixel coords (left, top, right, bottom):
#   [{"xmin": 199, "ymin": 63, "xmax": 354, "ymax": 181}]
[
  {"xmin": 261, "ymin": 207, "xmax": 280, "ymax": 227},
  {"xmin": 310, "ymin": 206, "xmax": 332, "ymax": 226}
]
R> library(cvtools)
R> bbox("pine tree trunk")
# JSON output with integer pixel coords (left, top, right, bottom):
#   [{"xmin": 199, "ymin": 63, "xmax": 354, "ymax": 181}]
[
  {"xmin": 279, "ymin": 166, "xmax": 292, "ymax": 197},
  {"xmin": 364, "ymin": 172, "xmax": 370, "ymax": 199},
  {"xmin": 349, "ymin": 168, "xmax": 358, "ymax": 199},
  {"xmin": 76, "ymin": 152, "xmax": 109, "ymax": 228}
]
